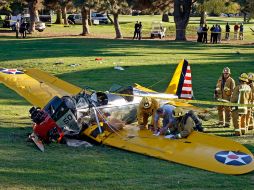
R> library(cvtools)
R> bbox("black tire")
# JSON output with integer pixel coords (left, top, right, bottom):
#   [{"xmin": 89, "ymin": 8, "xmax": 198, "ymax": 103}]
[
  {"xmin": 159, "ymin": 34, "xmax": 162, "ymax": 39},
  {"xmin": 37, "ymin": 29, "xmax": 44, "ymax": 32}
]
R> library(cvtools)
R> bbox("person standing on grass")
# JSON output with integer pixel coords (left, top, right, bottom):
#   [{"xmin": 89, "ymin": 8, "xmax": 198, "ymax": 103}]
[
  {"xmin": 234, "ymin": 23, "xmax": 239, "ymax": 40},
  {"xmin": 217, "ymin": 25, "xmax": 222, "ymax": 43},
  {"xmin": 137, "ymin": 22, "xmax": 142, "ymax": 40},
  {"xmin": 246, "ymin": 73, "xmax": 254, "ymax": 131},
  {"xmin": 133, "ymin": 21, "xmax": 139, "ymax": 39},
  {"xmin": 197, "ymin": 24, "xmax": 203, "ymax": 42},
  {"xmin": 202, "ymin": 24, "xmax": 209, "ymax": 43},
  {"xmin": 239, "ymin": 23, "xmax": 244, "ymax": 40},
  {"xmin": 15, "ymin": 19, "xmax": 20, "ymax": 38},
  {"xmin": 225, "ymin": 22, "xmax": 230, "ymax": 40},
  {"xmin": 231, "ymin": 73, "xmax": 252, "ymax": 136},
  {"xmin": 210, "ymin": 25, "xmax": 215, "ymax": 43},
  {"xmin": 213, "ymin": 24, "xmax": 219, "ymax": 44},
  {"xmin": 20, "ymin": 21, "xmax": 27, "ymax": 38},
  {"xmin": 214, "ymin": 67, "xmax": 235, "ymax": 128}
]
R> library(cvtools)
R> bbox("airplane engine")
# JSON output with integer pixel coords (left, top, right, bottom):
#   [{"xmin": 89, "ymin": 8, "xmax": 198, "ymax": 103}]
[{"xmin": 30, "ymin": 107, "xmax": 63, "ymax": 143}]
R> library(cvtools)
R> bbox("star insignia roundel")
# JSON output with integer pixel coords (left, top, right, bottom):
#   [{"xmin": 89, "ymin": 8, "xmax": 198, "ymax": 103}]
[
  {"xmin": 0, "ymin": 68, "xmax": 24, "ymax": 74},
  {"xmin": 215, "ymin": 151, "xmax": 252, "ymax": 166}
]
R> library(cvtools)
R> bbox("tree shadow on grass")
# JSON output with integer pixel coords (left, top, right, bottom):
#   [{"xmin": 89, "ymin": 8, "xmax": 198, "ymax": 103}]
[{"xmin": 0, "ymin": 37, "xmax": 253, "ymax": 62}]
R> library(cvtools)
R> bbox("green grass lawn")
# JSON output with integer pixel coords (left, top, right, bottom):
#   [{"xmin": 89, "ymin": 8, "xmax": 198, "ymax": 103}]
[{"xmin": 0, "ymin": 15, "xmax": 254, "ymax": 189}]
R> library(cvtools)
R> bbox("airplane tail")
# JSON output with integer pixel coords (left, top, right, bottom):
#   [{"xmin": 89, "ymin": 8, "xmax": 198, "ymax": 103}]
[{"xmin": 165, "ymin": 59, "xmax": 193, "ymax": 99}]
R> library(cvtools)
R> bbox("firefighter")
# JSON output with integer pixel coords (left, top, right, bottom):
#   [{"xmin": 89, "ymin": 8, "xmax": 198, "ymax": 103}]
[
  {"xmin": 246, "ymin": 73, "xmax": 254, "ymax": 130},
  {"xmin": 137, "ymin": 97, "xmax": 159, "ymax": 129},
  {"xmin": 231, "ymin": 73, "xmax": 252, "ymax": 136},
  {"xmin": 165, "ymin": 107, "xmax": 203, "ymax": 139},
  {"xmin": 214, "ymin": 67, "xmax": 235, "ymax": 127}
]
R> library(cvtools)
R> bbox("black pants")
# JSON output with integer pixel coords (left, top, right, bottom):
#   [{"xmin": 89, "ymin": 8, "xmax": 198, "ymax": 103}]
[
  {"xmin": 21, "ymin": 31, "xmax": 26, "ymax": 38},
  {"xmin": 202, "ymin": 33, "xmax": 207, "ymax": 43}
]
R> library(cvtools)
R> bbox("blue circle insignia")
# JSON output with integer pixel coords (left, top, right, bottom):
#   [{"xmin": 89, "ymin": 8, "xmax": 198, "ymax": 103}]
[
  {"xmin": 0, "ymin": 68, "xmax": 24, "ymax": 74},
  {"xmin": 215, "ymin": 151, "xmax": 252, "ymax": 166}
]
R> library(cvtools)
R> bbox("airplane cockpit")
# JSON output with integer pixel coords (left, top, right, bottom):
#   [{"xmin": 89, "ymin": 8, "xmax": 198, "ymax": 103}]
[{"xmin": 89, "ymin": 85, "xmax": 135, "ymax": 107}]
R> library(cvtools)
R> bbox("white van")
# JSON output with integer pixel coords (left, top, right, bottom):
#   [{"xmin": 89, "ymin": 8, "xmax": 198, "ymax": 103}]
[{"xmin": 67, "ymin": 13, "xmax": 108, "ymax": 25}]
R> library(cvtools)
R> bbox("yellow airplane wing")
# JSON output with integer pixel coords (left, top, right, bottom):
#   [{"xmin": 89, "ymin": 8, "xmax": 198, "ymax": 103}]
[
  {"xmin": 0, "ymin": 68, "xmax": 82, "ymax": 107},
  {"xmin": 101, "ymin": 125, "xmax": 254, "ymax": 175}
]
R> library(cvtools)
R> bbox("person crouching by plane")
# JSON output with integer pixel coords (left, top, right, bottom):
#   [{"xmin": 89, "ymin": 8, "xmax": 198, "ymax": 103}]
[
  {"xmin": 246, "ymin": 73, "xmax": 254, "ymax": 130},
  {"xmin": 153, "ymin": 104, "xmax": 176, "ymax": 135},
  {"xmin": 137, "ymin": 97, "xmax": 159, "ymax": 130},
  {"xmin": 164, "ymin": 107, "xmax": 203, "ymax": 139},
  {"xmin": 214, "ymin": 67, "xmax": 235, "ymax": 127},
  {"xmin": 231, "ymin": 73, "xmax": 252, "ymax": 136}
]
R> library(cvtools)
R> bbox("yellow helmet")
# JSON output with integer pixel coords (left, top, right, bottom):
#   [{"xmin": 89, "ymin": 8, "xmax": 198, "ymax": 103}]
[
  {"xmin": 222, "ymin": 67, "xmax": 231, "ymax": 74},
  {"xmin": 141, "ymin": 97, "xmax": 152, "ymax": 109},
  {"xmin": 248, "ymin": 73, "xmax": 254, "ymax": 81},
  {"xmin": 173, "ymin": 107, "xmax": 185, "ymax": 118},
  {"xmin": 239, "ymin": 73, "xmax": 249, "ymax": 82}
]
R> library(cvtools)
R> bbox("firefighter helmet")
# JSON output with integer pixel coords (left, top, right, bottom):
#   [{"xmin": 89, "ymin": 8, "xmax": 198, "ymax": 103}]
[
  {"xmin": 248, "ymin": 73, "xmax": 254, "ymax": 81},
  {"xmin": 222, "ymin": 67, "xmax": 231, "ymax": 74},
  {"xmin": 173, "ymin": 107, "xmax": 185, "ymax": 118},
  {"xmin": 141, "ymin": 97, "xmax": 152, "ymax": 109},
  {"xmin": 239, "ymin": 73, "xmax": 249, "ymax": 82}
]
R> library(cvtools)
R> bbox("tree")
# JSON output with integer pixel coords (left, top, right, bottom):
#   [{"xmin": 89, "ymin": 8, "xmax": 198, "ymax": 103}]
[
  {"xmin": 173, "ymin": 0, "xmax": 192, "ymax": 41},
  {"xmin": 58, "ymin": 0, "xmax": 72, "ymax": 25},
  {"xmin": 0, "ymin": 0, "xmax": 11, "ymax": 9},
  {"xmin": 26, "ymin": 0, "xmax": 42, "ymax": 32},
  {"xmin": 248, "ymin": 0, "xmax": 254, "ymax": 19},
  {"xmin": 233, "ymin": 0, "xmax": 254, "ymax": 22},
  {"xmin": 194, "ymin": 0, "xmax": 206, "ymax": 25},
  {"xmin": 100, "ymin": 0, "xmax": 130, "ymax": 39},
  {"xmin": 133, "ymin": 0, "xmax": 193, "ymax": 41},
  {"xmin": 73, "ymin": 0, "xmax": 98, "ymax": 35}
]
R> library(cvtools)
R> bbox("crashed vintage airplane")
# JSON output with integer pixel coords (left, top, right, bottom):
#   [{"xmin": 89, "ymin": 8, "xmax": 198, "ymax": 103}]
[{"xmin": 0, "ymin": 59, "xmax": 253, "ymax": 175}]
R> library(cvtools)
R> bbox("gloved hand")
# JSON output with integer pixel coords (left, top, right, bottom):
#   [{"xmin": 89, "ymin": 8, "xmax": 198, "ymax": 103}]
[{"xmin": 224, "ymin": 87, "xmax": 230, "ymax": 92}]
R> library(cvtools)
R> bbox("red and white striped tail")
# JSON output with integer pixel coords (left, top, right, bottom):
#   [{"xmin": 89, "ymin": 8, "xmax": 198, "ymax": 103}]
[{"xmin": 180, "ymin": 65, "xmax": 193, "ymax": 99}]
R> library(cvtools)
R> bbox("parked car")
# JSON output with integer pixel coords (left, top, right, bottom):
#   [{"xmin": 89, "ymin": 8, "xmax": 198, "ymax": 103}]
[
  {"xmin": 68, "ymin": 13, "xmax": 108, "ymax": 25},
  {"xmin": 67, "ymin": 14, "xmax": 82, "ymax": 24},
  {"xmin": 91, "ymin": 13, "xmax": 108, "ymax": 24}
]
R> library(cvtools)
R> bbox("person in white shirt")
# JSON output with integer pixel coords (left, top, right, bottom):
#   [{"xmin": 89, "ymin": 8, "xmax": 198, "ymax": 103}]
[{"xmin": 15, "ymin": 19, "xmax": 20, "ymax": 38}]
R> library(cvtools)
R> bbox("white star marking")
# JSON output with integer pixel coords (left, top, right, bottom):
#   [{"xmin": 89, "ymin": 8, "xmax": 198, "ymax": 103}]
[
  {"xmin": 1, "ymin": 69, "xmax": 22, "ymax": 74},
  {"xmin": 217, "ymin": 151, "xmax": 250, "ymax": 164}
]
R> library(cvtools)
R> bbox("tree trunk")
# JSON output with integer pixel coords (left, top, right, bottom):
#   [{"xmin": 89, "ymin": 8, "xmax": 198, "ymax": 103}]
[
  {"xmin": 81, "ymin": 7, "xmax": 89, "ymax": 35},
  {"xmin": 55, "ymin": 8, "xmax": 63, "ymax": 24},
  {"xmin": 113, "ymin": 13, "xmax": 122, "ymax": 39},
  {"xmin": 28, "ymin": 0, "xmax": 37, "ymax": 33},
  {"xmin": 173, "ymin": 0, "xmax": 192, "ymax": 41},
  {"xmin": 200, "ymin": 11, "xmax": 206, "ymax": 25},
  {"xmin": 243, "ymin": 12, "xmax": 247, "ymax": 23},
  {"xmin": 107, "ymin": 12, "xmax": 114, "ymax": 24},
  {"xmin": 88, "ymin": 9, "xmax": 92, "ymax": 26},
  {"xmin": 61, "ymin": 5, "xmax": 68, "ymax": 25}
]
